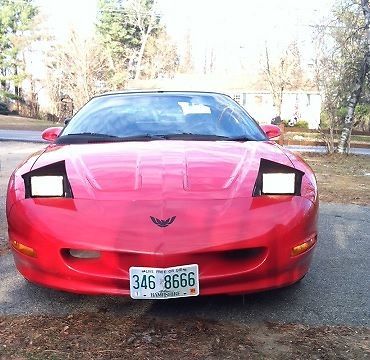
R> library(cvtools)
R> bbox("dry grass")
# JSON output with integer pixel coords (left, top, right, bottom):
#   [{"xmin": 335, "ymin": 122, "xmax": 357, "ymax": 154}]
[
  {"xmin": 303, "ymin": 153, "xmax": 370, "ymax": 206},
  {"xmin": 0, "ymin": 114, "xmax": 52, "ymax": 131}
]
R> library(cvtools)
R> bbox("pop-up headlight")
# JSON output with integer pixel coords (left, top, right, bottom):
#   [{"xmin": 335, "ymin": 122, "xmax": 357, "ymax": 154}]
[
  {"xmin": 22, "ymin": 161, "xmax": 73, "ymax": 198},
  {"xmin": 30, "ymin": 176, "xmax": 64, "ymax": 197},
  {"xmin": 262, "ymin": 173, "xmax": 296, "ymax": 194},
  {"xmin": 253, "ymin": 159, "xmax": 304, "ymax": 196}
]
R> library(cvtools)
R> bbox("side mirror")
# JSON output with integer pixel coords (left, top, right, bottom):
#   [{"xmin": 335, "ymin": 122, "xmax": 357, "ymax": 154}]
[
  {"xmin": 64, "ymin": 118, "xmax": 71, "ymax": 125},
  {"xmin": 261, "ymin": 124, "xmax": 281, "ymax": 140},
  {"xmin": 42, "ymin": 127, "xmax": 63, "ymax": 142}
]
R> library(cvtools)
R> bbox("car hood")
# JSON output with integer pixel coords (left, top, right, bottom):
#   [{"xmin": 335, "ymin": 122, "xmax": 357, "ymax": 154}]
[{"xmin": 31, "ymin": 140, "xmax": 293, "ymax": 200}]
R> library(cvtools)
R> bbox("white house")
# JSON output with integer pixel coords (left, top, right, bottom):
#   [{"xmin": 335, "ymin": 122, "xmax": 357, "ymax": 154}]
[{"xmin": 227, "ymin": 91, "xmax": 321, "ymax": 129}]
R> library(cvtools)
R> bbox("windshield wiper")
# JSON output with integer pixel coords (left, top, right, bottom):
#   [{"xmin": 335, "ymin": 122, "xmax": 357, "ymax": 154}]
[
  {"xmin": 58, "ymin": 133, "xmax": 167, "ymax": 143},
  {"xmin": 63, "ymin": 132, "xmax": 119, "ymax": 138},
  {"xmin": 56, "ymin": 132, "xmax": 122, "ymax": 144},
  {"xmin": 224, "ymin": 136, "xmax": 253, "ymax": 141},
  {"xmin": 115, "ymin": 134, "xmax": 167, "ymax": 141},
  {"xmin": 160, "ymin": 133, "xmax": 253, "ymax": 141},
  {"xmin": 161, "ymin": 133, "xmax": 231, "ymax": 140},
  {"xmin": 57, "ymin": 132, "xmax": 254, "ymax": 144}
]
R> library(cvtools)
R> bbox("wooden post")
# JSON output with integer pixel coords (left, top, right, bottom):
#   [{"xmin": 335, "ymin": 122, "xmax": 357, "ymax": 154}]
[{"xmin": 278, "ymin": 122, "xmax": 285, "ymax": 145}]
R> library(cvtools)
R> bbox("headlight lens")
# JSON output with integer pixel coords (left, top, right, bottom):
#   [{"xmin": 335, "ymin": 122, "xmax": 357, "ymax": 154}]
[
  {"xmin": 262, "ymin": 173, "xmax": 296, "ymax": 195},
  {"xmin": 22, "ymin": 161, "xmax": 73, "ymax": 198},
  {"xmin": 253, "ymin": 159, "xmax": 304, "ymax": 197},
  {"xmin": 30, "ymin": 176, "xmax": 64, "ymax": 197}
]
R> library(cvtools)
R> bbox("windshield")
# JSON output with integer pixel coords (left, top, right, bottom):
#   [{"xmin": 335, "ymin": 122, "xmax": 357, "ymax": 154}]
[{"xmin": 57, "ymin": 92, "xmax": 267, "ymax": 144}]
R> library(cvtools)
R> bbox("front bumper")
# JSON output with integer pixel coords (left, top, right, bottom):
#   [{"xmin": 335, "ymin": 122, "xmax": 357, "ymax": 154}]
[{"xmin": 8, "ymin": 196, "xmax": 318, "ymax": 296}]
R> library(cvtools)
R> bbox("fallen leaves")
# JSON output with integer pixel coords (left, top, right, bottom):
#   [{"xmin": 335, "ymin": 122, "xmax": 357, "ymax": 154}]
[{"xmin": 0, "ymin": 313, "xmax": 368, "ymax": 360}]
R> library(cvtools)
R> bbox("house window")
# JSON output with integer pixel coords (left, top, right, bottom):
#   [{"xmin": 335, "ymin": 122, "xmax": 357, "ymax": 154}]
[{"xmin": 233, "ymin": 94, "xmax": 241, "ymax": 104}]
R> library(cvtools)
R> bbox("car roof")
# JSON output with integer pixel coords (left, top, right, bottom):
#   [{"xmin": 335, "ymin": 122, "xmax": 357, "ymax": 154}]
[{"xmin": 94, "ymin": 90, "xmax": 232, "ymax": 99}]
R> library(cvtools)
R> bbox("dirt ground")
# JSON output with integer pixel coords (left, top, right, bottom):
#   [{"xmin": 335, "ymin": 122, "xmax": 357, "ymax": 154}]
[
  {"xmin": 0, "ymin": 313, "xmax": 368, "ymax": 360},
  {"xmin": 303, "ymin": 153, "xmax": 370, "ymax": 206}
]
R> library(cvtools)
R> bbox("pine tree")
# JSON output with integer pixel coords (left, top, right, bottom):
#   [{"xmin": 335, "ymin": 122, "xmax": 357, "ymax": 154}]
[
  {"xmin": 0, "ymin": 0, "xmax": 38, "ymax": 100},
  {"xmin": 96, "ymin": 0, "xmax": 161, "ymax": 81}
]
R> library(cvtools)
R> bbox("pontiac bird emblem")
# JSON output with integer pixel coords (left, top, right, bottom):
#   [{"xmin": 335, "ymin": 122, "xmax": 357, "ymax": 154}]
[{"xmin": 150, "ymin": 216, "xmax": 176, "ymax": 228}]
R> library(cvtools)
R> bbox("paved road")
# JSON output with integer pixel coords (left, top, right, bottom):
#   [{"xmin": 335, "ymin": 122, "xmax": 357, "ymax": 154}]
[
  {"xmin": 1, "ymin": 129, "xmax": 370, "ymax": 155},
  {"xmin": 286, "ymin": 145, "xmax": 370, "ymax": 155},
  {"xmin": 0, "ymin": 143, "xmax": 369, "ymax": 326},
  {"xmin": 0, "ymin": 129, "xmax": 46, "ymax": 143}
]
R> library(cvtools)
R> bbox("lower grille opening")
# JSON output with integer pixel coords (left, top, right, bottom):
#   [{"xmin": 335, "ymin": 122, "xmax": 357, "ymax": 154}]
[{"xmin": 222, "ymin": 248, "xmax": 265, "ymax": 262}]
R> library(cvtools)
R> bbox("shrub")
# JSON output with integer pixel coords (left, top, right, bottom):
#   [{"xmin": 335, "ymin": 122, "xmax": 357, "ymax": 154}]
[
  {"xmin": 283, "ymin": 119, "xmax": 309, "ymax": 128},
  {"xmin": 294, "ymin": 120, "xmax": 309, "ymax": 129},
  {"xmin": 0, "ymin": 102, "xmax": 10, "ymax": 115},
  {"xmin": 38, "ymin": 111, "xmax": 59, "ymax": 123},
  {"xmin": 354, "ymin": 104, "xmax": 370, "ymax": 132}
]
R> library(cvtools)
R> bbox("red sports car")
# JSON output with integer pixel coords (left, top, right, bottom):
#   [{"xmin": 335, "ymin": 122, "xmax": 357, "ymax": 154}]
[{"xmin": 6, "ymin": 91, "xmax": 318, "ymax": 299}]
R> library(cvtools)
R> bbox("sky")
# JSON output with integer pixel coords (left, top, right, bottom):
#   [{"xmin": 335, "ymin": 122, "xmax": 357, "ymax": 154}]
[{"xmin": 34, "ymin": 0, "xmax": 335, "ymax": 74}]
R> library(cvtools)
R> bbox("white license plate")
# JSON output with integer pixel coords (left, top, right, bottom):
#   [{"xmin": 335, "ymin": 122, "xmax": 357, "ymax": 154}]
[{"xmin": 129, "ymin": 264, "xmax": 199, "ymax": 299}]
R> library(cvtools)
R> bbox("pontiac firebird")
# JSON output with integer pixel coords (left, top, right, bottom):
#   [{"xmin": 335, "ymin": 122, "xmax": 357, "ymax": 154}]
[{"xmin": 6, "ymin": 91, "xmax": 318, "ymax": 299}]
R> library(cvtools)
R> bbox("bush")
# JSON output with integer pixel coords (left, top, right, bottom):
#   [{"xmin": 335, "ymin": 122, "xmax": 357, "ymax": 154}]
[
  {"xmin": 337, "ymin": 107, "xmax": 347, "ymax": 122},
  {"xmin": 0, "ymin": 102, "xmax": 10, "ymax": 115},
  {"xmin": 354, "ymin": 104, "xmax": 370, "ymax": 132},
  {"xmin": 320, "ymin": 111, "xmax": 331, "ymax": 129},
  {"xmin": 283, "ymin": 119, "xmax": 309, "ymax": 128},
  {"xmin": 38, "ymin": 111, "xmax": 59, "ymax": 123},
  {"xmin": 334, "ymin": 105, "xmax": 370, "ymax": 131},
  {"xmin": 294, "ymin": 120, "xmax": 309, "ymax": 129}
]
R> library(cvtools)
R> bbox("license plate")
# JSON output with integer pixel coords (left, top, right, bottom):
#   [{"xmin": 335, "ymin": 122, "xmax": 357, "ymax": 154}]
[{"xmin": 129, "ymin": 264, "xmax": 199, "ymax": 299}]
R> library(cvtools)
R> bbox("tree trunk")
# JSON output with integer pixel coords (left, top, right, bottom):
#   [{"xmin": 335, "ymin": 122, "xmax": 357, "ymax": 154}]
[
  {"xmin": 337, "ymin": 0, "xmax": 370, "ymax": 153},
  {"xmin": 322, "ymin": 123, "xmax": 335, "ymax": 154},
  {"xmin": 337, "ymin": 57, "xmax": 369, "ymax": 153},
  {"xmin": 277, "ymin": 86, "xmax": 283, "ymax": 117},
  {"xmin": 363, "ymin": 0, "xmax": 370, "ymax": 44},
  {"xmin": 0, "ymin": 78, "xmax": 6, "ymax": 92},
  {"xmin": 265, "ymin": 45, "xmax": 280, "ymax": 117},
  {"xmin": 134, "ymin": 32, "xmax": 150, "ymax": 80}
]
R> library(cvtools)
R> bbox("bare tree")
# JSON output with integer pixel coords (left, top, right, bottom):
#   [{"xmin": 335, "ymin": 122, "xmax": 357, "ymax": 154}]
[
  {"xmin": 46, "ymin": 30, "xmax": 111, "ymax": 114},
  {"xmin": 313, "ymin": 31, "xmax": 344, "ymax": 153},
  {"xmin": 312, "ymin": 0, "xmax": 370, "ymax": 153},
  {"xmin": 179, "ymin": 30, "xmax": 194, "ymax": 74},
  {"xmin": 337, "ymin": 0, "xmax": 370, "ymax": 153},
  {"xmin": 125, "ymin": 0, "xmax": 161, "ymax": 80},
  {"xmin": 141, "ymin": 30, "xmax": 179, "ymax": 79},
  {"xmin": 202, "ymin": 47, "xmax": 216, "ymax": 75},
  {"xmin": 263, "ymin": 41, "xmax": 304, "ymax": 117}
]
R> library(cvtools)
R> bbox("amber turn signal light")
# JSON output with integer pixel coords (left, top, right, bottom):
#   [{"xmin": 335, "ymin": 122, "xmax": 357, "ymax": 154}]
[
  {"xmin": 12, "ymin": 241, "xmax": 37, "ymax": 258},
  {"xmin": 291, "ymin": 237, "xmax": 316, "ymax": 256}
]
